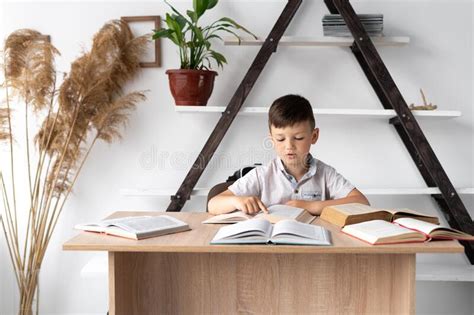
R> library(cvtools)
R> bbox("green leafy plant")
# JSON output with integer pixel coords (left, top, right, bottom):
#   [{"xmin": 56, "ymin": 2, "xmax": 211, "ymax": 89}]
[{"xmin": 153, "ymin": 0, "xmax": 256, "ymax": 70}]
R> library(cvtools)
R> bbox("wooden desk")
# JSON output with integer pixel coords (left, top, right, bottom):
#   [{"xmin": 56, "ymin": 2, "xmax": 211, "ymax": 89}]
[{"xmin": 63, "ymin": 212, "xmax": 463, "ymax": 315}]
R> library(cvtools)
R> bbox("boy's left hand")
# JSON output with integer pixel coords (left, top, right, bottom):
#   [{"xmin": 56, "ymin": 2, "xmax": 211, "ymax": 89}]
[
  {"xmin": 286, "ymin": 200, "xmax": 325, "ymax": 213},
  {"xmin": 285, "ymin": 200, "xmax": 310, "ymax": 209}
]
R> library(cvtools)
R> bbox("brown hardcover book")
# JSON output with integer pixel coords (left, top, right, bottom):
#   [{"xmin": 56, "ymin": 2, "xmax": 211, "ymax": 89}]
[{"xmin": 320, "ymin": 203, "xmax": 439, "ymax": 227}]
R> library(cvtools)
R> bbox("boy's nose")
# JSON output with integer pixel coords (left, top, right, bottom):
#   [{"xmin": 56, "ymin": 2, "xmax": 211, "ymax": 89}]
[{"xmin": 285, "ymin": 140, "xmax": 295, "ymax": 149}]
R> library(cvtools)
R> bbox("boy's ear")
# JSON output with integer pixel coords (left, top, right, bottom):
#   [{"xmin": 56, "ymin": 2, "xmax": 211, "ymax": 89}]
[{"xmin": 311, "ymin": 128, "xmax": 319, "ymax": 144}]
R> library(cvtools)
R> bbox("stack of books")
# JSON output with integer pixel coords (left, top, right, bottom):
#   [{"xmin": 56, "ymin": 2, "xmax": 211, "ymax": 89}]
[{"xmin": 322, "ymin": 14, "xmax": 383, "ymax": 37}]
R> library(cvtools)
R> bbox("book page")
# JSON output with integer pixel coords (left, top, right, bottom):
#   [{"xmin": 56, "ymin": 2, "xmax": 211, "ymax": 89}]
[
  {"xmin": 108, "ymin": 215, "xmax": 186, "ymax": 233},
  {"xmin": 388, "ymin": 208, "xmax": 435, "ymax": 218},
  {"xmin": 261, "ymin": 204, "xmax": 304, "ymax": 219},
  {"xmin": 394, "ymin": 218, "xmax": 441, "ymax": 235},
  {"xmin": 202, "ymin": 211, "xmax": 250, "ymax": 224},
  {"xmin": 212, "ymin": 219, "xmax": 272, "ymax": 241},
  {"xmin": 254, "ymin": 205, "xmax": 306, "ymax": 223},
  {"xmin": 342, "ymin": 220, "xmax": 424, "ymax": 244},
  {"xmin": 327, "ymin": 203, "xmax": 380, "ymax": 216},
  {"xmin": 82, "ymin": 216, "xmax": 150, "ymax": 227},
  {"xmin": 75, "ymin": 216, "xmax": 153, "ymax": 230},
  {"xmin": 271, "ymin": 220, "xmax": 326, "ymax": 240},
  {"xmin": 203, "ymin": 205, "xmax": 304, "ymax": 224}
]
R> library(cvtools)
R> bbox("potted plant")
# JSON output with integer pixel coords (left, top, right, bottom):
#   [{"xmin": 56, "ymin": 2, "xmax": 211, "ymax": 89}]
[{"xmin": 153, "ymin": 0, "xmax": 256, "ymax": 106}]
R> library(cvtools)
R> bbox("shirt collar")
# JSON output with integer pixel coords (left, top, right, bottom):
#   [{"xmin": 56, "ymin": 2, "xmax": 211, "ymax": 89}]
[
  {"xmin": 306, "ymin": 154, "xmax": 317, "ymax": 177},
  {"xmin": 276, "ymin": 153, "xmax": 317, "ymax": 180}
]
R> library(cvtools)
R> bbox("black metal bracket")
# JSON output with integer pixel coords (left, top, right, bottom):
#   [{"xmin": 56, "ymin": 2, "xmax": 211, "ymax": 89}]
[
  {"xmin": 166, "ymin": 0, "xmax": 303, "ymax": 211},
  {"xmin": 326, "ymin": 0, "xmax": 474, "ymax": 263},
  {"xmin": 166, "ymin": 0, "xmax": 474, "ymax": 264}
]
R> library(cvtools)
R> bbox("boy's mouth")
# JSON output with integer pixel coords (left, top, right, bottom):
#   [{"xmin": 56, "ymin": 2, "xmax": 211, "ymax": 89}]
[{"xmin": 285, "ymin": 153, "xmax": 297, "ymax": 159}]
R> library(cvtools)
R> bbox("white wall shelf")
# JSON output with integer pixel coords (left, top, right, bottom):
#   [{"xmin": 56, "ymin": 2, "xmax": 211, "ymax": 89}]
[
  {"xmin": 416, "ymin": 263, "xmax": 474, "ymax": 282},
  {"xmin": 80, "ymin": 253, "xmax": 108, "ymax": 279},
  {"xmin": 121, "ymin": 187, "xmax": 210, "ymax": 197},
  {"xmin": 121, "ymin": 187, "xmax": 474, "ymax": 197},
  {"xmin": 224, "ymin": 36, "xmax": 410, "ymax": 47},
  {"xmin": 362, "ymin": 188, "xmax": 474, "ymax": 195},
  {"xmin": 174, "ymin": 106, "xmax": 461, "ymax": 119}
]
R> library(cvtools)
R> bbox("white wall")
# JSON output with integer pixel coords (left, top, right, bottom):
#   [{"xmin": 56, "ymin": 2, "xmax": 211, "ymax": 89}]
[{"xmin": 0, "ymin": 0, "xmax": 473, "ymax": 314}]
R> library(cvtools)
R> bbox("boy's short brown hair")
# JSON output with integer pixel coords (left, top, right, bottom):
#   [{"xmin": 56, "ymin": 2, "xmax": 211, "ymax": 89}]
[{"xmin": 268, "ymin": 94, "xmax": 315, "ymax": 130}]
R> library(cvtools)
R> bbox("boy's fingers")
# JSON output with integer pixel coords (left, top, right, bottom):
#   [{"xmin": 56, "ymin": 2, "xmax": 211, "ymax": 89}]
[
  {"xmin": 258, "ymin": 200, "xmax": 268, "ymax": 213},
  {"xmin": 251, "ymin": 202, "xmax": 259, "ymax": 214},
  {"xmin": 247, "ymin": 204, "xmax": 255, "ymax": 214}
]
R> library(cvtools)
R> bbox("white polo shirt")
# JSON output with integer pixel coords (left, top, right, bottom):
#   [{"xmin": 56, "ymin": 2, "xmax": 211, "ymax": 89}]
[{"xmin": 228, "ymin": 155, "xmax": 355, "ymax": 206}]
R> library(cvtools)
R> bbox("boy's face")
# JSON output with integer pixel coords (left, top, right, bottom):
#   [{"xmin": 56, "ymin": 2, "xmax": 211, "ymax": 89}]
[{"xmin": 269, "ymin": 121, "xmax": 319, "ymax": 170}]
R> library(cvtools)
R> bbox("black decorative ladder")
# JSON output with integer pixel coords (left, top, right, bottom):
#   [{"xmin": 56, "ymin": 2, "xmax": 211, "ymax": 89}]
[{"xmin": 167, "ymin": 0, "xmax": 474, "ymax": 264}]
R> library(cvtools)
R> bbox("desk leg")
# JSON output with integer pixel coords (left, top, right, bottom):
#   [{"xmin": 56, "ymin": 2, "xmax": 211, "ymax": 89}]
[
  {"xmin": 108, "ymin": 252, "xmax": 415, "ymax": 315},
  {"xmin": 108, "ymin": 252, "xmax": 116, "ymax": 315}
]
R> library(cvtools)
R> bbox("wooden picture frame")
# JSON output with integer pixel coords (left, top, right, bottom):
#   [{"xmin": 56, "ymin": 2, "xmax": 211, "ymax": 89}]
[{"xmin": 121, "ymin": 15, "xmax": 161, "ymax": 68}]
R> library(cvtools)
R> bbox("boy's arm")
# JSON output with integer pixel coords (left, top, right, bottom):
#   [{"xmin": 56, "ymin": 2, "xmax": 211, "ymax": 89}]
[
  {"xmin": 208, "ymin": 189, "xmax": 268, "ymax": 215},
  {"xmin": 286, "ymin": 188, "xmax": 369, "ymax": 216}
]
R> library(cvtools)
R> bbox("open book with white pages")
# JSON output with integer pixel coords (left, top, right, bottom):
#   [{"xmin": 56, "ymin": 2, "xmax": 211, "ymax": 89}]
[
  {"xmin": 341, "ymin": 218, "xmax": 474, "ymax": 245},
  {"xmin": 203, "ymin": 204, "xmax": 315, "ymax": 224},
  {"xmin": 210, "ymin": 218, "xmax": 332, "ymax": 246},
  {"xmin": 75, "ymin": 215, "xmax": 190, "ymax": 240}
]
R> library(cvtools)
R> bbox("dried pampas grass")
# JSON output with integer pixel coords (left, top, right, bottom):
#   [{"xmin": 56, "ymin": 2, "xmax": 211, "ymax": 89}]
[
  {"xmin": 0, "ymin": 108, "xmax": 10, "ymax": 141},
  {"xmin": 5, "ymin": 29, "xmax": 58, "ymax": 111},
  {"xmin": 0, "ymin": 20, "xmax": 148, "ymax": 315}
]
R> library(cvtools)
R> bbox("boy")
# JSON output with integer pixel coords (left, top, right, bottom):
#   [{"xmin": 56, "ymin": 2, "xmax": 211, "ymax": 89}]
[{"xmin": 208, "ymin": 94, "xmax": 369, "ymax": 215}]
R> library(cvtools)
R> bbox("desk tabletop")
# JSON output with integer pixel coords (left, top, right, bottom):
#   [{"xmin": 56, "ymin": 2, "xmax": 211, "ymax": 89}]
[{"xmin": 62, "ymin": 211, "xmax": 464, "ymax": 254}]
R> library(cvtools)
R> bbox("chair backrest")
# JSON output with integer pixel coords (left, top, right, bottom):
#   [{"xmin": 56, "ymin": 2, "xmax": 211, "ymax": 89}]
[{"xmin": 206, "ymin": 181, "xmax": 234, "ymax": 212}]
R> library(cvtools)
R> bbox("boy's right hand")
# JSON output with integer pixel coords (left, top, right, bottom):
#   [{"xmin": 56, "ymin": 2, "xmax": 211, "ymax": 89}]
[{"xmin": 232, "ymin": 196, "xmax": 268, "ymax": 214}]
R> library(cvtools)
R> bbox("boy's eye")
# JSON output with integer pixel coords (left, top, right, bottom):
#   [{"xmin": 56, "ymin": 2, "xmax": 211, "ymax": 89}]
[
  {"xmin": 295, "ymin": 137, "xmax": 304, "ymax": 140},
  {"xmin": 276, "ymin": 139, "xmax": 284, "ymax": 142}
]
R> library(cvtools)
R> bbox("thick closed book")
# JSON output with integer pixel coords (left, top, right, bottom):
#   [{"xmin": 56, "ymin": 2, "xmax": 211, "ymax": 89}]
[
  {"xmin": 74, "ymin": 215, "xmax": 190, "ymax": 240},
  {"xmin": 341, "ymin": 218, "xmax": 474, "ymax": 245},
  {"xmin": 210, "ymin": 219, "xmax": 331, "ymax": 246},
  {"xmin": 320, "ymin": 203, "xmax": 439, "ymax": 227},
  {"xmin": 203, "ymin": 204, "xmax": 315, "ymax": 224}
]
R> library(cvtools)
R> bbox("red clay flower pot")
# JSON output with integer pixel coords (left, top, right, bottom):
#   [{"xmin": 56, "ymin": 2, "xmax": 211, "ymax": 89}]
[{"xmin": 166, "ymin": 69, "xmax": 218, "ymax": 106}]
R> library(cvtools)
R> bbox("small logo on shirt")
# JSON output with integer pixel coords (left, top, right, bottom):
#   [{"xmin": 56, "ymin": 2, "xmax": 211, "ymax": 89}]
[{"xmin": 301, "ymin": 191, "xmax": 322, "ymax": 201}]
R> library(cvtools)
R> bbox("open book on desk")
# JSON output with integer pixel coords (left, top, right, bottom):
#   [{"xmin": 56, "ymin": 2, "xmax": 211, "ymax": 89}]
[
  {"xmin": 210, "ymin": 219, "xmax": 332, "ymax": 246},
  {"xmin": 341, "ymin": 218, "xmax": 474, "ymax": 245},
  {"xmin": 321, "ymin": 203, "xmax": 439, "ymax": 227},
  {"xmin": 75, "ymin": 215, "xmax": 190, "ymax": 240},
  {"xmin": 203, "ymin": 204, "xmax": 315, "ymax": 224}
]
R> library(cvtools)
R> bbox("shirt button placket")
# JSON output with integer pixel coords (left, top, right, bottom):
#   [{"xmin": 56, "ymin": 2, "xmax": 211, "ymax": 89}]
[{"xmin": 293, "ymin": 188, "xmax": 299, "ymax": 199}]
